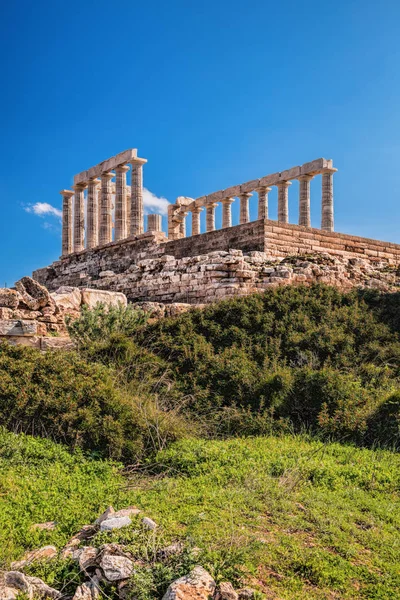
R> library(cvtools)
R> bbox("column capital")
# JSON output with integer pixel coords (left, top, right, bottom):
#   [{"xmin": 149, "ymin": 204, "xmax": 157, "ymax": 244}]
[
  {"xmin": 73, "ymin": 182, "xmax": 87, "ymax": 191},
  {"xmin": 130, "ymin": 158, "xmax": 147, "ymax": 168},
  {"xmin": 221, "ymin": 196, "xmax": 235, "ymax": 205},
  {"xmin": 206, "ymin": 202, "xmax": 219, "ymax": 209},
  {"xmin": 191, "ymin": 205, "xmax": 204, "ymax": 214},
  {"xmin": 60, "ymin": 189, "xmax": 74, "ymax": 198},
  {"xmin": 88, "ymin": 177, "xmax": 101, "ymax": 185},
  {"xmin": 256, "ymin": 186, "xmax": 272, "ymax": 193},
  {"xmin": 239, "ymin": 192, "xmax": 253, "ymax": 199},
  {"xmin": 321, "ymin": 167, "xmax": 338, "ymax": 175},
  {"xmin": 101, "ymin": 171, "xmax": 115, "ymax": 181},
  {"xmin": 115, "ymin": 164, "xmax": 130, "ymax": 173},
  {"xmin": 298, "ymin": 174, "xmax": 314, "ymax": 182},
  {"xmin": 276, "ymin": 180, "xmax": 292, "ymax": 188}
]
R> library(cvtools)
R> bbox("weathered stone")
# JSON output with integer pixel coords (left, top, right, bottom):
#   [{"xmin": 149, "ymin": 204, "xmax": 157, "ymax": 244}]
[
  {"xmin": 16, "ymin": 277, "xmax": 50, "ymax": 310},
  {"xmin": 216, "ymin": 582, "xmax": 239, "ymax": 600},
  {"xmin": 100, "ymin": 516, "xmax": 132, "ymax": 531},
  {"xmin": 99, "ymin": 554, "xmax": 134, "ymax": 581},
  {"xmin": 77, "ymin": 547, "xmax": 99, "ymax": 572},
  {"xmin": 5, "ymin": 572, "xmax": 61, "ymax": 599},
  {"xmin": 161, "ymin": 566, "xmax": 216, "ymax": 600},
  {"xmin": 72, "ymin": 579, "xmax": 100, "ymax": 600},
  {"xmin": 142, "ymin": 517, "xmax": 157, "ymax": 530},
  {"xmin": 0, "ymin": 289, "xmax": 19, "ymax": 309},
  {"xmin": 94, "ymin": 505, "xmax": 115, "ymax": 526},
  {"xmin": 11, "ymin": 546, "xmax": 58, "ymax": 570},
  {"xmin": 30, "ymin": 521, "xmax": 57, "ymax": 531},
  {"xmin": 237, "ymin": 589, "xmax": 257, "ymax": 599},
  {"xmin": 81, "ymin": 289, "xmax": 127, "ymax": 309},
  {"xmin": 51, "ymin": 286, "xmax": 82, "ymax": 312},
  {"xmin": 114, "ymin": 507, "xmax": 141, "ymax": 519}
]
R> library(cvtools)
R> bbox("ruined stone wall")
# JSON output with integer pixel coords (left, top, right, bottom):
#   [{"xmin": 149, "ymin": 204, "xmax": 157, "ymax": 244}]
[{"xmin": 33, "ymin": 219, "xmax": 400, "ymax": 303}]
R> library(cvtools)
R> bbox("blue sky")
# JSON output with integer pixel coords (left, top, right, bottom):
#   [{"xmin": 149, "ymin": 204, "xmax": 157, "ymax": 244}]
[{"xmin": 1, "ymin": 0, "xmax": 400, "ymax": 285}]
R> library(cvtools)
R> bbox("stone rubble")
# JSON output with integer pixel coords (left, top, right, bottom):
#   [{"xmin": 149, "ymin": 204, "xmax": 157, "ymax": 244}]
[{"xmin": 0, "ymin": 505, "xmax": 258, "ymax": 600}]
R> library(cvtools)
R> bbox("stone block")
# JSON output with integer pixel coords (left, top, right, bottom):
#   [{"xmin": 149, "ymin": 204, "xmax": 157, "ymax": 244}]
[
  {"xmin": 279, "ymin": 165, "xmax": 301, "ymax": 180},
  {"xmin": 301, "ymin": 158, "xmax": 332, "ymax": 175},
  {"xmin": 259, "ymin": 172, "xmax": 280, "ymax": 187},
  {"xmin": 81, "ymin": 289, "xmax": 127, "ymax": 309},
  {"xmin": 240, "ymin": 179, "xmax": 259, "ymax": 193},
  {"xmin": 0, "ymin": 320, "xmax": 37, "ymax": 336},
  {"xmin": 0, "ymin": 289, "xmax": 19, "ymax": 309}
]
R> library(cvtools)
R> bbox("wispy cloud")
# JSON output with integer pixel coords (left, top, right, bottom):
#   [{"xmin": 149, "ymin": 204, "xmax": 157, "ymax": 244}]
[
  {"xmin": 25, "ymin": 202, "xmax": 62, "ymax": 219},
  {"xmin": 143, "ymin": 188, "xmax": 170, "ymax": 215}
]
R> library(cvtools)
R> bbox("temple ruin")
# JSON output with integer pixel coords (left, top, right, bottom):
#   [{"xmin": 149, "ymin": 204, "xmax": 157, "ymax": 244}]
[{"xmin": 33, "ymin": 148, "xmax": 400, "ymax": 304}]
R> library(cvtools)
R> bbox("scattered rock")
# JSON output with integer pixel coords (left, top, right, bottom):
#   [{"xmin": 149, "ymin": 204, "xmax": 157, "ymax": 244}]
[
  {"xmin": 62, "ymin": 525, "xmax": 97, "ymax": 558},
  {"xmin": 100, "ymin": 516, "xmax": 132, "ymax": 531},
  {"xmin": 94, "ymin": 506, "xmax": 115, "ymax": 526},
  {"xmin": 11, "ymin": 545, "xmax": 57, "ymax": 570},
  {"xmin": 156, "ymin": 543, "xmax": 183, "ymax": 561},
  {"xmin": 77, "ymin": 547, "xmax": 99, "ymax": 572},
  {"xmin": 237, "ymin": 589, "xmax": 257, "ymax": 599},
  {"xmin": 5, "ymin": 572, "xmax": 61, "ymax": 599},
  {"xmin": 114, "ymin": 507, "xmax": 141, "ymax": 519},
  {"xmin": 161, "ymin": 566, "xmax": 216, "ymax": 600},
  {"xmin": 142, "ymin": 517, "xmax": 157, "ymax": 530},
  {"xmin": 81, "ymin": 289, "xmax": 127, "ymax": 309},
  {"xmin": 72, "ymin": 578, "xmax": 100, "ymax": 600},
  {"xmin": 15, "ymin": 277, "xmax": 50, "ymax": 311},
  {"xmin": 30, "ymin": 521, "xmax": 56, "ymax": 532},
  {"xmin": 216, "ymin": 582, "xmax": 239, "ymax": 600},
  {"xmin": 51, "ymin": 286, "xmax": 82, "ymax": 312},
  {"xmin": 99, "ymin": 554, "xmax": 134, "ymax": 581}
]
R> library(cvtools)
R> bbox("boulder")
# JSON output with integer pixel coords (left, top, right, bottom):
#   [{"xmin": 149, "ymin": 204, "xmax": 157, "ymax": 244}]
[
  {"xmin": 0, "ymin": 289, "xmax": 19, "ymax": 309},
  {"xmin": 100, "ymin": 516, "xmax": 132, "ymax": 531},
  {"xmin": 11, "ymin": 545, "xmax": 57, "ymax": 570},
  {"xmin": 216, "ymin": 582, "xmax": 239, "ymax": 600},
  {"xmin": 162, "ymin": 567, "xmax": 216, "ymax": 600},
  {"xmin": 4, "ymin": 572, "xmax": 61, "ymax": 599},
  {"xmin": 15, "ymin": 277, "xmax": 50, "ymax": 311},
  {"xmin": 76, "ymin": 547, "xmax": 99, "ymax": 572},
  {"xmin": 51, "ymin": 287, "xmax": 82, "ymax": 312},
  {"xmin": 99, "ymin": 554, "xmax": 134, "ymax": 581},
  {"xmin": 81, "ymin": 289, "xmax": 127, "ymax": 309}
]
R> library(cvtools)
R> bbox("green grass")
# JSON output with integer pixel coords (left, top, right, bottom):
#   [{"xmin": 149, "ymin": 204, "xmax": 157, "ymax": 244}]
[{"xmin": 1, "ymin": 429, "xmax": 399, "ymax": 599}]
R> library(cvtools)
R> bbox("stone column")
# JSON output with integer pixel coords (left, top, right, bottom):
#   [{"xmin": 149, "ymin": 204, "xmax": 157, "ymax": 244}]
[
  {"xmin": 277, "ymin": 181, "xmax": 291, "ymax": 223},
  {"xmin": 99, "ymin": 171, "xmax": 114, "ymax": 245},
  {"xmin": 206, "ymin": 203, "xmax": 218, "ymax": 232},
  {"xmin": 60, "ymin": 190, "xmax": 74, "ymax": 256},
  {"xmin": 147, "ymin": 213, "xmax": 162, "ymax": 232},
  {"xmin": 130, "ymin": 162, "xmax": 144, "ymax": 236},
  {"xmin": 257, "ymin": 186, "xmax": 271, "ymax": 220},
  {"xmin": 239, "ymin": 192, "xmax": 252, "ymax": 224},
  {"xmin": 191, "ymin": 207, "xmax": 202, "ymax": 235},
  {"xmin": 73, "ymin": 183, "xmax": 86, "ymax": 252},
  {"xmin": 179, "ymin": 212, "xmax": 188, "ymax": 238},
  {"xmin": 115, "ymin": 164, "xmax": 129, "ymax": 242},
  {"xmin": 86, "ymin": 178, "xmax": 100, "ymax": 249},
  {"xmin": 221, "ymin": 197, "xmax": 234, "ymax": 228},
  {"xmin": 298, "ymin": 175, "xmax": 313, "ymax": 227},
  {"xmin": 321, "ymin": 169, "xmax": 335, "ymax": 232}
]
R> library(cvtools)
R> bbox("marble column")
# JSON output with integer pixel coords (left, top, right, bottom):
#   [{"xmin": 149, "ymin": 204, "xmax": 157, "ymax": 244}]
[
  {"xmin": 147, "ymin": 213, "xmax": 162, "ymax": 232},
  {"xmin": 73, "ymin": 183, "xmax": 86, "ymax": 252},
  {"xmin": 221, "ymin": 197, "xmax": 234, "ymax": 228},
  {"xmin": 86, "ymin": 178, "xmax": 100, "ymax": 249},
  {"xmin": 99, "ymin": 171, "xmax": 114, "ymax": 245},
  {"xmin": 206, "ymin": 203, "xmax": 218, "ymax": 232},
  {"xmin": 179, "ymin": 212, "xmax": 188, "ymax": 238},
  {"xmin": 239, "ymin": 192, "xmax": 252, "ymax": 224},
  {"xmin": 115, "ymin": 165, "xmax": 129, "ymax": 242},
  {"xmin": 60, "ymin": 190, "xmax": 74, "ymax": 256},
  {"xmin": 130, "ymin": 162, "xmax": 144, "ymax": 236},
  {"xmin": 321, "ymin": 169, "xmax": 335, "ymax": 232},
  {"xmin": 298, "ymin": 175, "xmax": 313, "ymax": 227},
  {"xmin": 277, "ymin": 181, "xmax": 291, "ymax": 223},
  {"xmin": 191, "ymin": 207, "xmax": 202, "ymax": 235},
  {"xmin": 257, "ymin": 186, "xmax": 271, "ymax": 220}
]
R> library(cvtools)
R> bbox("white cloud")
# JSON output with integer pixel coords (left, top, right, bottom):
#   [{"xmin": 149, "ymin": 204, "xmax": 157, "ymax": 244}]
[
  {"xmin": 143, "ymin": 188, "xmax": 170, "ymax": 215},
  {"xmin": 25, "ymin": 202, "xmax": 62, "ymax": 219}
]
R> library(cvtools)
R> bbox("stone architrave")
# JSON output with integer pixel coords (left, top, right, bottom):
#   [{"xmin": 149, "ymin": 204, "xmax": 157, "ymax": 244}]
[
  {"xmin": 115, "ymin": 165, "xmax": 129, "ymax": 241},
  {"xmin": 321, "ymin": 169, "xmax": 336, "ymax": 232},
  {"xmin": 86, "ymin": 179, "xmax": 100, "ymax": 249},
  {"xmin": 221, "ymin": 197, "xmax": 234, "ymax": 228},
  {"xmin": 73, "ymin": 183, "xmax": 86, "ymax": 252},
  {"xmin": 277, "ymin": 181, "xmax": 291, "ymax": 223},
  {"xmin": 298, "ymin": 175, "xmax": 313, "ymax": 227},
  {"xmin": 239, "ymin": 192, "xmax": 252, "ymax": 224},
  {"xmin": 257, "ymin": 186, "xmax": 271, "ymax": 220},
  {"xmin": 99, "ymin": 172, "xmax": 114, "ymax": 245},
  {"xmin": 206, "ymin": 203, "xmax": 218, "ymax": 232},
  {"xmin": 60, "ymin": 190, "xmax": 74, "ymax": 256}
]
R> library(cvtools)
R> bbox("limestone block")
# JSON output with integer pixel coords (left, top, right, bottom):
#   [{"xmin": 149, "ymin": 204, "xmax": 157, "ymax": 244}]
[
  {"xmin": 240, "ymin": 179, "xmax": 260, "ymax": 193},
  {"xmin": 259, "ymin": 172, "xmax": 280, "ymax": 187},
  {"xmin": 223, "ymin": 184, "xmax": 241, "ymax": 197},
  {"xmin": 279, "ymin": 166, "xmax": 301, "ymax": 180},
  {"xmin": 0, "ymin": 308, "xmax": 13, "ymax": 319},
  {"xmin": 0, "ymin": 320, "xmax": 37, "ymax": 336},
  {"xmin": 40, "ymin": 337, "xmax": 75, "ymax": 351},
  {"xmin": 16, "ymin": 277, "xmax": 50, "ymax": 311},
  {"xmin": 0, "ymin": 289, "xmax": 19, "ymax": 309},
  {"xmin": 301, "ymin": 158, "xmax": 332, "ymax": 175},
  {"xmin": 81, "ymin": 289, "xmax": 127, "ymax": 309},
  {"xmin": 162, "ymin": 567, "xmax": 216, "ymax": 600}
]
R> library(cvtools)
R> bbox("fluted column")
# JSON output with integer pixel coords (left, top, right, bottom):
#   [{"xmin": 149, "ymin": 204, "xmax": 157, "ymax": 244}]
[
  {"xmin": 321, "ymin": 169, "xmax": 335, "ymax": 232},
  {"xmin": 257, "ymin": 186, "xmax": 271, "ymax": 220},
  {"xmin": 60, "ymin": 190, "xmax": 74, "ymax": 256},
  {"xmin": 191, "ymin": 207, "xmax": 202, "ymax": 235},
  {"xmin": 221, "ymin": 197, "xmax": 234, "ymax": 228},
  {"xmin": 298, "ymin": 175, "xmax": 313, "ymax": 227},
  {"xmin": 147, "ymin": 213, "xmax": 162, "ymax": 232},
  {"xmin": 206, "ymin": 203, "xmax": 218, "ymax": 232},
  {"xmin": 115, "ymin": 165, "xmax": 129, "ymax": 242},
  {"xmin": 130, "ymin": 162, "xmax": 144, "ymax": 236},
  {"xmin": 86, "ymin": 178, "xmax": 100, "ymax": 249},
  {"xmin": 73, "ymin": 183, "xmax": 86, "ymax": 252},
  {"xmin": 179, "ymin": 212, "xmax": 188, "ymax": 238},
  {"xmin": 239, "ymin": 192, "xmax": 252, "ymax": 224},
  {"xmin": 277, "ymin": 181, "xmax": 291, "ymax": 223},
  {"xmin": 99, "ymin": 172, "xmax": 114, "ymax": 245}
]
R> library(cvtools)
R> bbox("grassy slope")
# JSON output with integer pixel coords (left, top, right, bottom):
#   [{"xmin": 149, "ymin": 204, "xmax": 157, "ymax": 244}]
[{"xmin": 1, "ymin": 430, "xmax": 399, "ymax": 599}]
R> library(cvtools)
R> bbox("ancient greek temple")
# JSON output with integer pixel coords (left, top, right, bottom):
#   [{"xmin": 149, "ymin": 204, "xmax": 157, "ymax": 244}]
[{"xmin": 60, "ymin": 150, "xmax": 336, "ymax": 256}]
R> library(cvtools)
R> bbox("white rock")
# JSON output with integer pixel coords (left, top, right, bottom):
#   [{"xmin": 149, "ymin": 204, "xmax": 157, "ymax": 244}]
[
  {"xmin": 162, "ymin": 566, "xmax": 216, "ymax": 600},
  {"xmin": 99, "ymin": 555, "xmax": 134, "ymax": 581},
  {"xmin": 81, "ymin": 289, "xmax": 127, "ymax": 309},
  {"xmin": 95, "ymin": 506, "xmax": 115, "ymax": 526},
  {"xmin": 142, "ymin": 517, "xmax": 157, "ymax": 530},
  {"xmin": 51, "ymin": 286, "xmax": 82, "ymax": 311},
  {"xmin": 100, "ymin": 516, "xmax": 132, "ymax": 531}
]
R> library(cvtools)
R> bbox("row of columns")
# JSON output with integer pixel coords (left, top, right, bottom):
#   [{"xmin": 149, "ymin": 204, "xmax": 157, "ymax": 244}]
[
  {"xmin": 61, "ymin": 161, "xmax": 145, "ymax": 256},
  {"xmin": 175, "ymin": 168, "xmax": 335, "ymax": 237}
]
